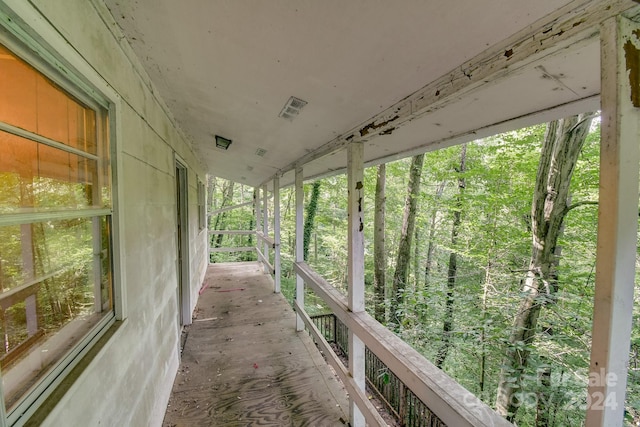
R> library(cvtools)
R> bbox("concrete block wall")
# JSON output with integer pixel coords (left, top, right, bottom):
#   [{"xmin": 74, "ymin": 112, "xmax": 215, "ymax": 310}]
[{"xmin": 2, "ymin": 0, "xmax": 208, "ymax": 425}]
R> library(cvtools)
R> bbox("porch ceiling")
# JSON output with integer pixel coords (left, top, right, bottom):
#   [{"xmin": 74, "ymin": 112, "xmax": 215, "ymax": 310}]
[{"xmin": 103, "ymin": 0, "xmax": 639, "ymax": 187}]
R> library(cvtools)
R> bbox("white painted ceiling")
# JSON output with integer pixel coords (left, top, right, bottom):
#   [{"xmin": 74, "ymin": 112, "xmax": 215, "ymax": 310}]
[{"xmin": 103, "ymin": 0, "xmax": 638, "ymax": 187}]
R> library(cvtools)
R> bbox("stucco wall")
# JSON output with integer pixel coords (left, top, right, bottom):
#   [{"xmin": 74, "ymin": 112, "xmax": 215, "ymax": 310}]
[{"xmin": 2, "ymin": 0, "xmax": 208, "ymax": 425}]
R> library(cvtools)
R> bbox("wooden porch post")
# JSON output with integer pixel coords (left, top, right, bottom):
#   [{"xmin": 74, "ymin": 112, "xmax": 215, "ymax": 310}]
[
  {"xmin": 274, "ymin": 175, "xmax": 281, "ymax": 293},
  {"xmin": 295, "ymin": 167, "xmax": 305, "ymax": 331},
  {"xmin": 586, "ymin": 16, "xmax": 640, "ymax": 427},
  {"xmin": 254, "ymin": 187, "xmax": 260, "ymax": 250},
  {"xmin": 347, "ymin": 141, "xmax": 365, "ymax": 427},
  {"xmin": 262, "ymin": 183, "xmax": 269, "ymax": 274}
]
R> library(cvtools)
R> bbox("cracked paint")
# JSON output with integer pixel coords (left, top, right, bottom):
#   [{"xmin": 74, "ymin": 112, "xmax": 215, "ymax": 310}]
[
  {"xmin": 359, "ymin": 115, "xmax": 400, "ymax": 137},
  {"xmin": 624, "ymin": 29, "xmax": 640, "ymax": 108},
  {"xmin": 356, "ymin": 181, "xmax": 364, "ymax": 230}
]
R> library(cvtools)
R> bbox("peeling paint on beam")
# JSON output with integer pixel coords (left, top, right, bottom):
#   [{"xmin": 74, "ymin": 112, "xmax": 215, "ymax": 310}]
[
  {"xmin": 341, "ymin": 0, "xmax": 637, "ymax": 143},
  {"xmin": 274, "ymin": 0, "xmax": 637, "ymax": 183},
  {"xmin": 623, "ymin": 28, "xmax": 640, "ymax": 107},
  {"xmin": 359, "ymin": 115, "xmax": 399, "ymax": 137}
]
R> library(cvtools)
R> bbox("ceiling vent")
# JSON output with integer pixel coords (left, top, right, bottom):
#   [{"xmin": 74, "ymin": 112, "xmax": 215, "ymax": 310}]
[
  {"xmin": 279, "ymin": 96, "xmax": 307, "ymax": 120},
  {"xmin": 255, "ymin": 148, "xmax": 267, "ymax": 157}
]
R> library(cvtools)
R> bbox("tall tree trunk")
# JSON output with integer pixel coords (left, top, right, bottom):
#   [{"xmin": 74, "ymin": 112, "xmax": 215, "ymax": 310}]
[
  {"xmin": 535, "ymin": 359, "xmax": 552, "ymax": 427},
  {"xmin": 413, "ymin": 225, "xmax": 420, "ymax": 288},
  {"xmin": 424, "ymin": 181, "xmax": 446, "ymax": 288},
  {"xmin": 480, "ymin": 259, "xmax": 492, "ymax": 394},
  {"xmin": 208, "ymin": 176, "xmax": 217, "ymax": 210},
  {"xmin": 495, "ymin": 113, "xmax": 595, "ymax": 420},
  {"xmin": 374, "ymin": 164, "xmax": 387, "ymax": 323},
  {"xmin": 207, "ymin": 176, "xmax": 216, "ymax": 228},
  {"xmin": 391, "ymin": 154, "xmax": 425, "ymax": 326},
  {"xmin": 480, "ymin": 208, "xmax": 499, "ymax": 394},
  {"xmin": 214, "ymin": 180, "xmax": 235, "ymax": 247},
  {"xmin": 303, "ymin": 181, "xmax": 321, "ymax": 261},
  {"xmin": 434, "ymin": 144, "xmax": 466, "ymax": 369},
  {"xmin": 244, "ymin": 216, "xmax": 255, "ymax": 261}
]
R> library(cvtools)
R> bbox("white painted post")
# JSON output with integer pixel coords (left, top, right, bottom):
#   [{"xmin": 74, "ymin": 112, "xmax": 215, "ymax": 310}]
[
  {"xmin": 274, "ymin": 175, "xmax": 281, "ymax": 293},
  {"xmin": 295, "ymin": 167, "xmax": 305, "ymax": 331},
  {"xmin": 262, "ymin": 184, "xmax": 269, "ymax": 274},
  {"xmin": 586, "ymin": 16, "xmax": 640, "ymax": 427},
  {"xmin": 347, "ymin": 142, "xmax": 365, "ymax": 427},
  {"xmin": 254, "ymin": 187, "xmax": 260, "ymax": 248}
]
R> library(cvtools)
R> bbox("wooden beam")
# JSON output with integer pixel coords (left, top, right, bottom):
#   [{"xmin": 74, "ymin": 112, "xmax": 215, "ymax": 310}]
[
  {"xmin": 347, "ymin": 142, "xmax": 365, "ymax": 427},
  {"xmin": 295, "ymin": 167, "xmax": 304, "ymax": 331},
  {"xmin": 208, "ymin": 247, "xmax": 254, "ymax": 253},
  {"xmin": 254, "ymin": 187, "xmax": 261, "ymax": 238},
  {"xmin": 272, "ymin": 0, "xmax": 637, "ymax": 180},
  {"xmin": 255, "ymin": 247, "xmax": 275, "ymax": 275},
  {"xmin": 262, "ymin": 183, "xmax": 269, "ymax": 274},
  {"xmin": 347, "ymin": 142, "xmax": 365, "ymax": 314},
  {"xmin": 294, "ymin": 261, "xmax": 512, "ymax": 427},
  {"xmin": 208, "ymin": 200, "xmax": 253, "ymax": 216},
  {"xmin": 273, "ymin": 175, "xmax": 281, "ymax": 293},
  {"xmin": 586, "ymin": 15, "xmax": 640, "ymax": 427},
  {"xmin": 293, "ymin": 300, "xmax": 387, "ymax": 427},
  {"xmin": 208, "ymin": 230, "xmax": 255, "ymax": 235},
  {"xmin": 255, "ymin": 232, "xmax": 275, "ymax": 248}
]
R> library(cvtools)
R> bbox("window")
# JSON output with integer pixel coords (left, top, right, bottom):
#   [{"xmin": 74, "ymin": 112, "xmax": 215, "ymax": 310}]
[
  {"xmin": 197, "ymin": 179, "xmax": 206, "ymax": 231},
  {"xmin": 0, "ymin": 38, "xmax": 114, "ymax": 422}
]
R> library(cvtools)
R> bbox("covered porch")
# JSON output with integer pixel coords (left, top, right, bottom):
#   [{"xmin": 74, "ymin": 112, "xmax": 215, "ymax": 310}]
[
  {"xmin": 0, "ymin": 0, "xmax": 638, "ymax": 426},
  {"xmin": 164, "ymin": 0, "xmax": 640, "ymax": 424},
  {"xmin": 163, "ymin": 262, "xmax": 350, "ymax": 426}
]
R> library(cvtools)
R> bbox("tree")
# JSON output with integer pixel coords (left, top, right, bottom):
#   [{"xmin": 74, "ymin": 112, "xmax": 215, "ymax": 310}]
[
  {"xmin": 495, "ymin": 113, "xmax": 596, "ymax": 420},
  {"xmin": 212, "ymin": 180, "xmax": 234, "ymax": 247},
  {"xmin": 390, "ymin": 154, "xmax": 425, "ymax": 326},
  {"xmin": 434, "ymin": 144, "xmax": 466, "ymax": 369},
  {"xmin": 424, "ymin": 181, "xmax": 446, "ymax": 288},
  {"xmin": 374, "ymin": 164, "xmax": 386, "ymax": 323},
  {"xmin": 303, "ymin": 181, "xmax": 321, "ymax": 261}
]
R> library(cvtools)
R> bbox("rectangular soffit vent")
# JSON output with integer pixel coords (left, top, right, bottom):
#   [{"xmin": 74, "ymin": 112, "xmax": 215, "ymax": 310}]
[{"xmin": 279, "ymin": 96, "xmax": 307, "ymax": 120}]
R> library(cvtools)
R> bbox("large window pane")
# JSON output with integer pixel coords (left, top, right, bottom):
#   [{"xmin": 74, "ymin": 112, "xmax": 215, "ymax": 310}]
[
  {"xmin": 0, "ymin": 43, "xmax": 97, "ymax": 155},
  {"xmin": 0, "ymin": 131, "xmax": 105, "ymax": 213},
  {"xmin": 0, "ymin": 217, "xmax": 113, "ymax": 411},
  {"xmin": 0, "ymin": 38, "xmax": 113, "ymax": 418}
]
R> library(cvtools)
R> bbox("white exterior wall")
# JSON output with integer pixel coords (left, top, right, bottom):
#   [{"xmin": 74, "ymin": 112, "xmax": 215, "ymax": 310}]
[{"xmin": 1, "ymin": 0, "xmax": 208, "ymax": 425}]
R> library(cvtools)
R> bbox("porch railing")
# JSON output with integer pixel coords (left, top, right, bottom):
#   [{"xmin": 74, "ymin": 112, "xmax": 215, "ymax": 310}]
[
  {"xmin": 311, "ymin": 312, "xmax": 446, "ymax": 427},
  {"xmin": 295, "ymin": 261, "xmax": 512, "ymax": 427},
  {"xmin": 207, "ymin": 180, "xmax": 510, "ymax": 426},
  {"xmin": 208, "ymin": 185, "xmax": 280, "ymax": 292}
]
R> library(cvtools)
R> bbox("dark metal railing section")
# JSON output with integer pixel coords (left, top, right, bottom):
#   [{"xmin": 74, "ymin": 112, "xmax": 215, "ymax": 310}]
[{"xmin": 310, "ymin": 313, "xmax": 446, "ymax": 427}]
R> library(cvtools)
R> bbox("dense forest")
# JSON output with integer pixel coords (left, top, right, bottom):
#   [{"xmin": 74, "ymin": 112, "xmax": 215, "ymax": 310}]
[{"xmin": 209, "ymin": 115, "xmax": 640, "ymax": 426}]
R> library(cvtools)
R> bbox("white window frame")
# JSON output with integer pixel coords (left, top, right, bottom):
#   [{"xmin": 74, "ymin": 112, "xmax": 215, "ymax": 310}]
[
  {"xmin": 197, "ymin": 178, "xmax": 206, "ymax": 231},
  {"xmin": 0, "ymin": 3, "xmax": 125, "ymax": 426}
]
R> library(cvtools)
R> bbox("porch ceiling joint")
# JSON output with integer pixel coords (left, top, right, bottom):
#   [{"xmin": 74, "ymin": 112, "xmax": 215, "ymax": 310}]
[{"xmin": 273, "ymin": 0, "xmax": 638, "ymax": 183}]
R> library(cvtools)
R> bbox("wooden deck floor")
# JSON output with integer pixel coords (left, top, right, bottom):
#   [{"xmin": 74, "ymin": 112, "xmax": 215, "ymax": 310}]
[{"xmin": 163, "ymin": 262, "xmax": 349, "ymax": 427}]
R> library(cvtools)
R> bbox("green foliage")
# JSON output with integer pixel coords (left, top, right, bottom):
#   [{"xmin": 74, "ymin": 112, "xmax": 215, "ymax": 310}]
[
  {"xmin": 264, "ymin": 116, "xmax": 640, "ymax": 426},
  {"xmin": 303, "ymin": 182, "xmax": 321, "ymax": 261},
  {"xmin": 208, "ymin": 178, "xmax": 257, "ymax": 263},
  {"xmin": 206, "ymin": 117, "xmax": 639, "ymax": 425}
]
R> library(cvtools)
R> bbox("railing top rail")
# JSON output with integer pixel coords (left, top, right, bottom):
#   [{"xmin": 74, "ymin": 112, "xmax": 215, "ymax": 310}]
[
  {"xmin": 255, "ymin": 247, "xmax": 275, "ymax": 274},
  {"xmin": 208, "ymin": 230, "xmax": 256, "ymax": 235},
  {"xmin": 294, "ymin": 261, "xmax": 512, "ymax": 427},
  {"xmin": 295, "ymin": 300, "xmax": 387, "ymax": 427},
  {"xmin": 208, "ymin": 200, "xmax": 254, "ymax": 216},
  {"xmin": 209, "ymin": 246, "xmax": 255, "ymax": 253},
  {"xmin": 255, "ymin": 232, "xmax": 275, "ymax": 247}
]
